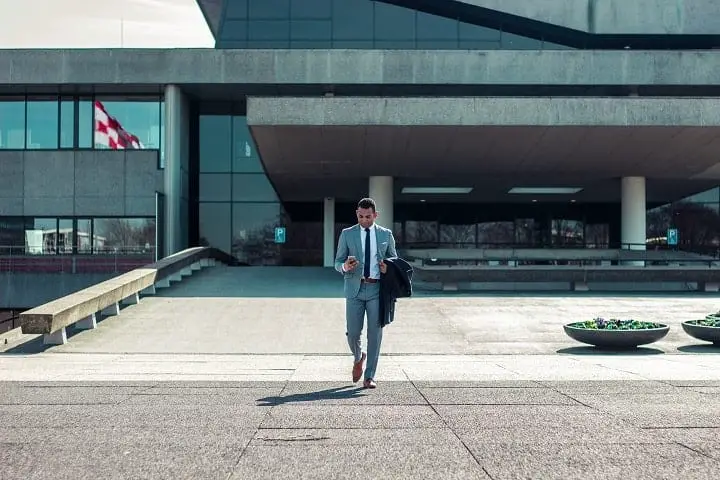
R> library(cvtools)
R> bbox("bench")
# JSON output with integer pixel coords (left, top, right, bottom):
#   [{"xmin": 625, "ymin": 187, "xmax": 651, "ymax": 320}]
[{"xmin": 19, "ymin": 247, "xmax": 236, "ymax": 345}]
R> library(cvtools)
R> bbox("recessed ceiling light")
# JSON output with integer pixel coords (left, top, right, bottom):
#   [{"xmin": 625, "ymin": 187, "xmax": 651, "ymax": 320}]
[
  {"xmin": 509, "ymin": 187, "xmax": 583, "ymax": 195},
  {"xmin": 532, "ymin": 199, "xmax": 538, "ymax": 203},
  {"xmin": 402, "ymin": 187, "xmax": 473, "ymax": 194}
]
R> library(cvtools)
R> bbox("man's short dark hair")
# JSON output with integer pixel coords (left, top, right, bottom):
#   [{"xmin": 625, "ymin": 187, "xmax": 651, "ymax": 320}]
[{"xmin": 357, "ymin": 198, "xmax": 376, "ymax": 212}]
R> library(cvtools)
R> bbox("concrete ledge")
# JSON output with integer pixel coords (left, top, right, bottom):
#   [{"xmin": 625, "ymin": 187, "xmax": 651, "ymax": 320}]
[{"xmin": 19, "ymin": 247, "xmax": 235, "ymax": 342}]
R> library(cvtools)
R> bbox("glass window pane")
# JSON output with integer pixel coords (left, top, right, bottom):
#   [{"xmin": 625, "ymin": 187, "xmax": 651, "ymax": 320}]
[
  {"xmin": 501, "ymin": 32, "xmax": 543, "ymax": 49},
  {"xmin": 0, "ymin": 99, "xmax": 26, "ymax": 149},
  {"xmin": 93, "ymin": 98, "xmax": 162, "ymax": 150},
  {"xmin": 225, "ymin": 0, "xmax": 248, "ymax": 18},
  {"xmin": 374, "ymin": 2, "xmax": 415, "ymax": 41},
  {"xmin": 232, "ymin": 116, "xmax": 263, "ymax": 173},
  {"xmin": 417, "ymin": 40, "xmax": 459, "ymax": 49},
  {"xmin": 291, "ymin": 40, "xmax": 332, "ymax": 48},
  {"xmin": 477, "ymin": 222, "xmax": 514, "ymax": 247},
  {"xmin": 683, "ymin": 187, "xmax": 720, "ymax": 204},
  {"xmin": 199, "ymin": 174, "xmax": 232, "ymax": 202},
  {"xmin": 26, "ymin": 218, "xmax": 57, "ymax": 254},
  {"xmin": 246, "ymin": 40, "xmax": 290, "ymax": 48},
  {"xmin": 249, "ymin": 20, "xmax": 290, "ymax": 40},
  {"xmin": 78, "ymin": 98, "xmax": 93, "ymax": 148},
  {"xmin": 291, "ymin": 0, "xmax": 331, "ymax": 19},
  {"xmin": 60, "ymin": 99, "xmax": 75, "ymax": 148},
  {"xmin": 232, "ymin": 202, "xmax": 282, "ymax": 265},
  {"xmin": 77, "ymin": 218, "xmax": 92, "ymax": 253},
  {"xmin": 200, "ymin": 203, "xmax": 232, "ymax": 253},
  {"xmin": 416, "ymin": 12, "xmax": 458, "ymax": 41},
  {"xmin": 459, "ymin": 23, "xmax": 501, "ymax": 41},
  {"xmin": 232, "ymin": 174, "xmax": 278, "ymax": 202},
  {"xmin": 199, "ymin": 115, "xmax": 232, "ymax": 172},
  {"xmin": 92, "ymin": 218, "xmax": 155, "ymax": 253},
  {"xmin": 222, "ymin": 19, "xmax": 248, "ymax": 40},
  {"xmin": 26, "ymin": 98, "xmax": 59, "ymax": 149},
  {"xmin": 0, "ymin": 217, "xmax": 31, "ymax": 254},
  {"xmin": 58, "ymin": 219, "xmax": 73, "ymax": 254},
  {"xmin": 332, "ymin": 0, "xmax": 373, "ymax": 40},
  {"xmin": 249, "ymin": 0, "xmax": 290, "ymax": 19},
  {"xmin": 291, "ymin": 20, "xmax": 331, "ymax": 40}
]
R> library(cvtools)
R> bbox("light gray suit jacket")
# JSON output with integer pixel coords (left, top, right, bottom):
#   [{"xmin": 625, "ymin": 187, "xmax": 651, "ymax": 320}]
[{"xmin": 334, "ymin": 224, "xmax": 398, "ymax": 299}]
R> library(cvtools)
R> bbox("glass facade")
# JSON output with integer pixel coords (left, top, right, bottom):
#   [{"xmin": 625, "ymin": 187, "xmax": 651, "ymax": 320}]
[
  {"xmin": 0, "ymin": 95, "xmax": 164, "ymax": 161},
  {"xmin": 197, "ymin": 114, "xmax": 287, "ymax": 265},
  {"xmin": 0, "ymin": 217, "xmax": 155, "ymax": 255},
  {"xmin": 218, "ymin": 0, "xmax": 565, "ymax": 50},
  {"xmin": 647, "ymin": 187, "xmax": 720, "ymax": 254}
]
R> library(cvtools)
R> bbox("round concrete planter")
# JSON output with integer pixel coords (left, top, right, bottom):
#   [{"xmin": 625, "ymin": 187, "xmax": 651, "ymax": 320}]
[
  {"xmin": 681, "ymin": 321, "xmax": 720, "ymax": 345},
  {"xmin": 563, "ymin": 324, "xmax": 670, "ymax": 349}
]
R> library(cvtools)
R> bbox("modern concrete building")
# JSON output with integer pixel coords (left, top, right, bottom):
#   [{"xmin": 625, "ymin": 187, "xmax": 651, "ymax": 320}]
[{"xmin": 3, "ymin": 0, "xmax": 720, "ymax": 308}]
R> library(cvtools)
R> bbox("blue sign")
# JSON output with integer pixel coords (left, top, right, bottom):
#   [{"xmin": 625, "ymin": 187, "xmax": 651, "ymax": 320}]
[
  {"xmin": 274, "ymin": 227, "xmax": 286, "ymax": 244},
  {"xmin": 667, "ymin": 228, "xmax": 678, "ymax": 246}
]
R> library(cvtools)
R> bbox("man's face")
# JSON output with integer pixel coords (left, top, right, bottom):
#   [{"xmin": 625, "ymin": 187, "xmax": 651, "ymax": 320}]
[{"xmin": 356, "ymin": 207, "xmax": 377, "ymax": 229}]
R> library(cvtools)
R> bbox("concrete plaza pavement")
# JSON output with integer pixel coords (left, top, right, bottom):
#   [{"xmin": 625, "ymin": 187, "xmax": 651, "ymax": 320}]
[{"xmin": 1, "ymin": 265, "xmax": 720, "ymax": 479}]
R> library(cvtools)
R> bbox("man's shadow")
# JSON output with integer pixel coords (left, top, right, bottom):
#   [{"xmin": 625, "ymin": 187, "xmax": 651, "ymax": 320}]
[{"xmin": 257, "ymin": 385, "xmax": 366, "ymax": 406}]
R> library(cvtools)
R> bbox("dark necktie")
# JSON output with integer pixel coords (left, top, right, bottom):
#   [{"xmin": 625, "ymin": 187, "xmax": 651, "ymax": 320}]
[{"xmin": 364, "ymin": 227, "xmax": 371, "ymax": 278}]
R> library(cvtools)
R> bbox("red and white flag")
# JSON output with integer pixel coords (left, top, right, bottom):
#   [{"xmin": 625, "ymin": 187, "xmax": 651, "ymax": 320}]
[{"xmin": 94, "ymin": 101, "xmax": 144, "ymax": 149}]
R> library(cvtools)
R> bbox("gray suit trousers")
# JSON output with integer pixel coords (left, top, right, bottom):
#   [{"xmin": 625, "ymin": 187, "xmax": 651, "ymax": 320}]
[{"xmin": 345, "ymin": 282, "xmax": 383, "ymax": 381}]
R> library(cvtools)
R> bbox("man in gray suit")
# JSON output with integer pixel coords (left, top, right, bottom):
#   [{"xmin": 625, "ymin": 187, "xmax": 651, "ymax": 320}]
[{"xmin": 334, "ymin": 197, "xmax": 397, "ymax": 389}]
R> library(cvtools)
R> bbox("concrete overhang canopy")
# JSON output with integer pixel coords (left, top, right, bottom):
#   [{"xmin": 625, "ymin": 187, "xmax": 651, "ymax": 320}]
[
  {"xmin": 4, "ymin": 50, "xmax": 720, "ymax": 87},
  {"xmin": 247, "ymin": 96, "xmax": 720, "ymax": 203},
  {"xmin": 458, "ymin": 0, "xmax": 720, "ymax": 35}
]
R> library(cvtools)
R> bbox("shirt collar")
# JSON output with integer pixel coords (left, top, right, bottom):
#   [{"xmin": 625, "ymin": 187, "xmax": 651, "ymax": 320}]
[{"xmin": 361, "ymin": 223, "xmax": 376, "ymax": 232}]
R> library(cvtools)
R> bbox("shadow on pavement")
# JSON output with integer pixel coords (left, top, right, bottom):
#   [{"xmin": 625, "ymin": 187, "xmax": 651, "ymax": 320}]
[
  {"xmin": 556, "ymin": 346, "xmax": 665, "ymax": 355},
  {"xmin": 256, "ymin": 386, "xmax": 365, "ymax": 406},
  {"xmin": 676, "ymin": 344, "xmax": 720, "ymax": 353}
]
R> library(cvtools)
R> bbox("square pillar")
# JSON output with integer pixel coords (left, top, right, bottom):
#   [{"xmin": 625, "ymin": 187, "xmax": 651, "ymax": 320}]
[
  {"xmin": 369, "ymin": 176, "xmax": 393, "ymax": 228},
  {"xmin": 323, "ymin": 197, "xmax": 335, "ymax": 267}
]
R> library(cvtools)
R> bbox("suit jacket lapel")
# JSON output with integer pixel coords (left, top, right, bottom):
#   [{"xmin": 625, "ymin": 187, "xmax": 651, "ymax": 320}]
[{"xmin": 353, "ymin": 224, "xmax": 363, "ymax": 259}]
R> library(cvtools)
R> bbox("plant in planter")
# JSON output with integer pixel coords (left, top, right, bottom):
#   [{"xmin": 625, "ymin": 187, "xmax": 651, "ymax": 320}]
[
  {"xmin": 563, "ymin": 317, "xmax": 670, "ymax": 349},
  {"xmin": 681, "ymin": 313, "xmax": 720, "ymax": 345}
]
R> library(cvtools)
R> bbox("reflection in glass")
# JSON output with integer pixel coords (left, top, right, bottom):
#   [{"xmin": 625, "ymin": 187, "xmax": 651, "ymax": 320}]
[
  {"xmin": 26, "ymin": 98, "xmax": 59, "ymax": 149},
  {"xmin": 78, "ymin": 98, "xmax": 93, "ymax": 148},
  {"xmin": 439, "ymin": 224, "xmax": 476, "ymax": 247},
  {"xmin": 682, "ymin": 188, "xmax": 720, "ymax": 205},
  {"xmin": 515, "ymin": 219, "xmax": 535, "ymax": 246},
  {"xmin": 76, "ymin": 219, "xmax": 92, "ymax": 253},
  {"xmin": 232, "ymin": 116, "xmax": 263, "ymax": 172},
  {"xmin": 199, "ymin": 115, "xmax": 232, "ymax": 172},
  {"xmin": 551, "ymin": 219, "xmax": 584, "ymax": 246},
  {"xmin": 232, "ymin": 174, "xmax": 278, "ymax": 202},
  {"xmin": 231, "ymin": 202, "xmax": 283, "ymax": 265},
  {"xmin": 199, "ymin": 203, "xmax": 232, "ymax": 253},
  {"xmin": 671, "ymin": 201, "xmax": 720, "ymax": 253},
  {"xmin": 646, "ymin": 204, "xmax": 672, "ymax": 247},
  {"xmin": 60, "ymin": 99, "xmax": 75, "ymax": 148},
  {"xmin": 25, "ymin": 218, "xmax": 57, "ymax": 254},
  {"xmin": 405, "ymin": 221, "xmax": 438, "ymax": 246},
  {"xmin": 477, "ymin": 222, "xmax": 514, "ymax": 247},
  {"xmin": 0, "ymin": 217, "xmax": 29, "ymax": 253},
  {"xmin": 93, "ymin": 98, "xmax": 162, "ymax": 150},
  {"xmin": 92, "ymin": 218, "xmax": 155, "ymax": 253},
  {"xmin": 0, "ymin": 99, "xmax": 26, "ymax": 149},
  {"xmin": 199, "ymin": 174, "xmax": 232, "ymax": 202},
  {"xmin": 56, "ymin": 219, "xmax": 73, "ymax": 254},
  {"xmin": 585, "ymin": 224, "xmax": 609, "ymax": 248}
]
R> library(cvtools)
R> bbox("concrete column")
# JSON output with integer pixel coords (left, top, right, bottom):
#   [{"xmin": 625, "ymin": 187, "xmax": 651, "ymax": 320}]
[
  {"xmin": 323, "ymin": 197, "xmax": 335, "ymax": 267},
  {"xmin": 621, "ymin": 176, "xmax": 646, "ymax": 267},
  {"xmin": 369, "ymin": 176, "xmax": 394, "ymax": 228},
  {"xmin": 163, "ymin": 84, "xmax": 187, "ymax": 257},
  {"xmin": 621, "ymin": 176, "xmax": 646, "ymax": 250}
]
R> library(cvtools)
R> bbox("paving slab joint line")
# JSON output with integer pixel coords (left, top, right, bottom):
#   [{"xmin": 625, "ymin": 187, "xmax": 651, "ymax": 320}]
[
  {"xmin": 676, "ymin": 442, "xmax": 719, "ymax": 462},
  {"xmin": 409, "ymin": 378, "xmax": 493, "ymax": 478},
  {"xmin": 224, "ymin": 380, "xmax": 291, "ymax": 480}
]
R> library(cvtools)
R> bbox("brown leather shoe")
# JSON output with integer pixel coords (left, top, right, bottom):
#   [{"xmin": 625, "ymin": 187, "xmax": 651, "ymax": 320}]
[
  {"xmin": 352, "ymin": 353, "xmax": 366, "ymax": 383},
  {"xmin": 363, "ymin": 378, "xmax": 377, "ymax": 389}
]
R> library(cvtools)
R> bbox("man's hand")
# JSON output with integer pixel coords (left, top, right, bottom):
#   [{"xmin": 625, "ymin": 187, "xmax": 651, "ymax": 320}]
[
  {"xmin": 379, "ymin": 260, "xmax": 387, "ymax": 274},
  {"xmin": 344, "ymin": 256, "xmax": 358, "ymax": 271}
]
